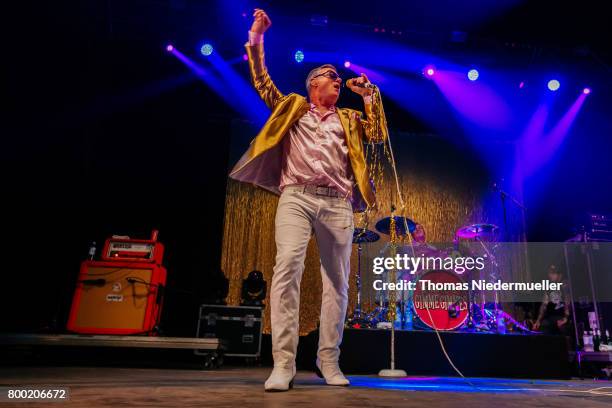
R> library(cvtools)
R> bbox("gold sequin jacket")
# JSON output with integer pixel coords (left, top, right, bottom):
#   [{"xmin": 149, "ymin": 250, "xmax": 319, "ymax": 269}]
[{"xmin": 229, "ymin": 43, "xmax": 388, "ymax": 212}]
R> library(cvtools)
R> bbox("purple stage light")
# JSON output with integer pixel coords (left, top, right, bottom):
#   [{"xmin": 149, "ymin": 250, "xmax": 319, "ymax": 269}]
[
  {"xmin": 583, "ymin": 87, "xmax": 591, "ymax": 94},
  {"xmin": 432, "ymin": 70, "xmax": 512, "ymax": 130},
  {"xmin": 243, "ymin": 54, "xmax": 248, "ymax": 61},
  {"xmin": 344, "ymin": 61, "xmax": 351, "ymax": 68},
  {"xmin": 519, "ymin": 81, "xmax": 525, "ymax": 89},
  {"xmin": 424, "ymin": 66, "xmax": 435, "ymax": 78},
  {"xmin": 166, "ymin": 44, "xmax": 174, "ymax": 52}
]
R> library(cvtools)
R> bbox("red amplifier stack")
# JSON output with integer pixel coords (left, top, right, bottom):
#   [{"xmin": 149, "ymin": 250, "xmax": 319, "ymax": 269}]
[{"xmin": 67, "ymin": 230, "xmax": 167, "ymax": 335}]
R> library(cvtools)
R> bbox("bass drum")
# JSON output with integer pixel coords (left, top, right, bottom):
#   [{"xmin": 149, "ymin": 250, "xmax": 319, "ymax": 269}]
[{"xmin": 412, "ymin": 270, "xmax": 469, "ymax": 331}]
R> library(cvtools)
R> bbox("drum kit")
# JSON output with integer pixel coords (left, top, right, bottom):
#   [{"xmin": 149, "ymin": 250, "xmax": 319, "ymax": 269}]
[{"xmin": 346, "ymin": 216, "xmax": 507, "ymax": 333}]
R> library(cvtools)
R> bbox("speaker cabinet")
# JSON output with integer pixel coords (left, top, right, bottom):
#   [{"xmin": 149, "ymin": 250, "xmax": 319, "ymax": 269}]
[{"xmin": 67, "ymin": 260, "xmax": 166, "ymax": 335}]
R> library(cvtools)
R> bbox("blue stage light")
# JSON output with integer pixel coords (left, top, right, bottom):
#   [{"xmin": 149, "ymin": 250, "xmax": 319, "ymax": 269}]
[
  {"xmin": 200, "ymin": 43, "xmax": 214, "ymax": 56},
  {"xmin": 467, "ymin": 69, "xmax": 479, "ymax": 81},
  {"xmin": 294, "ymin": 50, "xmax": 305, "ymax": 63},
  {"xmin": 547, "ymin": 79, "xmax": 560, "ymax": 91}
]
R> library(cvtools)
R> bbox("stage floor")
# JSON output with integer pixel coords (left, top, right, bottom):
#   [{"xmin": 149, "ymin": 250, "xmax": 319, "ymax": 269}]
[{"xmin": 1, "ymin": 366, "xmax": 610, "ymax": 407}]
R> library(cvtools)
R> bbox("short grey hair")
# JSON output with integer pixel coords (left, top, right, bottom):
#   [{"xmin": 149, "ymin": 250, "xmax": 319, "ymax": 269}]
[{"xmin": 305, "ymin": 64, "xmax": 337, "ymax": 94}]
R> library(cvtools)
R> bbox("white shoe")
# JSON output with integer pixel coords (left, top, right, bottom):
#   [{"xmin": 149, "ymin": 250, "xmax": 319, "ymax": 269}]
[
  {"xmin": 315, "ymin": 359, "xmax": 350, "ymax": 386},
  {"xmin": 264, "ymin": 366, "xmax": 296, "ymax": 392}
]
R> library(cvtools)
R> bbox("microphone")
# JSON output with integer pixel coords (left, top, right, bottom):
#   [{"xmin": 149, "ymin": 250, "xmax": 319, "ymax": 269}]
[{"xmin": 346, "ymin": 78, "xmax": 376, "ymax": 89}]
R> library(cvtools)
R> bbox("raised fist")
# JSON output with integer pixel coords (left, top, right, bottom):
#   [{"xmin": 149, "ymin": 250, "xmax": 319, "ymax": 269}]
[
  {"xmin": 347, "ymin": 73, "xmax": 374, "ymax": 97},
  {"xmin": 251, "ymin": 9, "xmax": 271, "ymax": 34}
]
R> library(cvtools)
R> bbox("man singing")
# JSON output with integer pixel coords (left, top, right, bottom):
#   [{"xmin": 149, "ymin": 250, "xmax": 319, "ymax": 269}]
[{"xmin": 230, "ymin": 9, "xmax": 388, "ymax": 391}]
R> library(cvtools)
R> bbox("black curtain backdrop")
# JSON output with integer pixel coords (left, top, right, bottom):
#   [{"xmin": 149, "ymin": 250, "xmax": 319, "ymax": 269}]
[{"xmin": 3, "ymin": 2, "xmax": 232, "ymax": 335}]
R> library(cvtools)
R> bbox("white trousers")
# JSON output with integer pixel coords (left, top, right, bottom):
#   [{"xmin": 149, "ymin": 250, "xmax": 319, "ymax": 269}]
[{"xmin": 270, "ymin": 186, "xmax": 354, "ymax": 368}]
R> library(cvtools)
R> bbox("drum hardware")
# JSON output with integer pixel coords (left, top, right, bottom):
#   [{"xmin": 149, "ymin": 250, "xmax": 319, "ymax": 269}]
[
  {"xmin": 365, "ymin": 301, "xmax": 388, "ymax": 328},
  {"xmin": 346, "ymin": 228, "xmax": 380, "ymax": 328},
  {"xmin": 378, "ymin": 210, "xmax": 407, "ymax": 377},
  {"xmin": 371, "ymin": 213, "xmax": 417, "ymax": 331},
  {"xmin": 367, "ymin": 244, "xmax": 421, "ymax": 330},
  {"xmin": 375, "ymin": 216, "xmax": 416, "ymax": 237},
  {"xmin": 455, "ymin": 223, "xmax": 499, "ymax": 240},
  {"xmin": 492, "ymin": 181, "xmax": 527, "ymax": 242},
  {"xmin": 365, "ymin": 301, "xmax": 405, "ymax": 330},
  {"xmin": 455, "ymin": 223, "xmax": 503, "ymax": 333},
  {"xmin": 477, "ymin": 239, "xmax": 503, "ymax": 332},
  {"xmin": 352, "ymin": 216, "xmax": 527, "ymax": 334},
  {"xmin": 448, "ymin": 300, "xmax": 461, "ymax": 319}
]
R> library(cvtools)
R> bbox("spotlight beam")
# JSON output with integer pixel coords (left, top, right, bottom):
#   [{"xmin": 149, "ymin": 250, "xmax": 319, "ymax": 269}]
[
  {"xmin": 517, "ymin": 92, "xmax": 588, "ymax": 180},
  {"xmin": 540, "ymin": 92, "xmax": 588, "ymax": 159},
  {"xmin": 513, "ymin": 103, "xmax": 550, "ymax": 184},
  {"xmin": 373, "ymin": 70, "xmax": 461, "ymax": 137},
  {"xmin": 207, "ymin": 52, "xmax": 269, "ymax": 125},
  {"xmin": 430, "ymin": 70, "xmax": 512, "ymax": 130},
  {"xmin": 169, "ymin": 48, "xmax": 252, "ymax": 116},
  {"xmin": 343, "ymin": 62, "xmax": 385, "ymax": 84}
]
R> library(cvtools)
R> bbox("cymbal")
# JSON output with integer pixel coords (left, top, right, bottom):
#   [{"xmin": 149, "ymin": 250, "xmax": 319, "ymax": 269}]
[
  {"xmin": 375, "ymin": 216, "xmax": 416, "ymax": 236},
  {"xmin": 352, "ymin": 228, "xmax": 380, "ymax": 244},
  {"xmin": 456, "ymin": 223, "xmax": 499, "ymax": 240}
]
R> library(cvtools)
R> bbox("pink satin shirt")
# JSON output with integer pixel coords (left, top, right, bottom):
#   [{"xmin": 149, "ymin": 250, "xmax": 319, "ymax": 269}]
[{"xmin": 279, "ymin": 104, "xmax": 353, "ymax": 197}]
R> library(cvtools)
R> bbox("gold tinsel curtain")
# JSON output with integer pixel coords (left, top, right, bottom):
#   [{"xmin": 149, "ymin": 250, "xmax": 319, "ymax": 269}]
[{"xmin": 220, "ymin": 163, "xmax": 486, "ymax": 335}]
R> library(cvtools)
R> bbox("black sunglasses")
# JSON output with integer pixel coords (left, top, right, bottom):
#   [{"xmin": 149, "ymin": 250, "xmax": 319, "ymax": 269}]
[{"xmin": 312, "ymin": 70, "xmax": 342, "ymax": 83}]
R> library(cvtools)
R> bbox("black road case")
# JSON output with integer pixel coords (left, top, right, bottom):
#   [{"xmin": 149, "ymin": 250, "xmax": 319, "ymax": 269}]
[{"xmin": 195, "ymin": 304, "xmax": 263, "ymax": 358}]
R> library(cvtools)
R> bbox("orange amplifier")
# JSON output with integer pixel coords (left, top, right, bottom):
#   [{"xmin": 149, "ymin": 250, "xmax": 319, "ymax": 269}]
[{"xmin": 67, "ymin": 231, "xmax": 167, "ymax": 335}]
